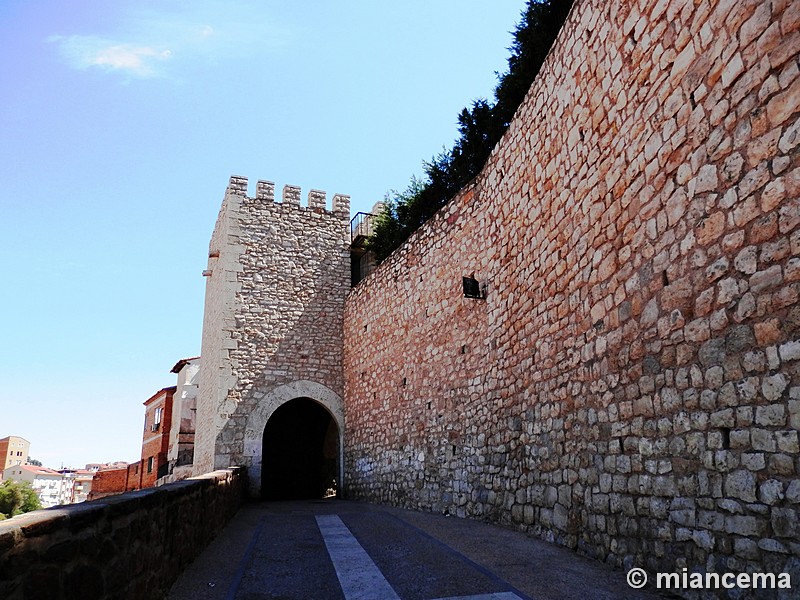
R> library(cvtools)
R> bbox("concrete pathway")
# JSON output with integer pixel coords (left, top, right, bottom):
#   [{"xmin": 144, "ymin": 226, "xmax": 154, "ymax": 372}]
[{"xmin": 168, "ymin": 500, "xmax": 671, "ymax": 600}]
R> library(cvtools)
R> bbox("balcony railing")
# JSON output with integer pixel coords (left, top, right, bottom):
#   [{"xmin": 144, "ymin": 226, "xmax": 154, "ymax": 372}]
[{"xmin": 350, "ymin": 212, "xmax": 376, "ymax": 248}]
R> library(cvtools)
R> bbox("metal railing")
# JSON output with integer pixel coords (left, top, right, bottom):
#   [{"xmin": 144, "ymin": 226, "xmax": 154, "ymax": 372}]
[{"xmin": 350, "ymin": 212, "xmax": 376, "ymax": 246}]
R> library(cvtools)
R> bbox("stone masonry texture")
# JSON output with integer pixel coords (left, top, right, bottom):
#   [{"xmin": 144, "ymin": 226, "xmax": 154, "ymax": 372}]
[
  {"xmin": 194, "ymin": 178, "xmax": 350, "ymax": 492},
  {"xmin": 343, "ymin": 0, "xmax": 800, "ymax": 594},
  {"xmin": 0, "ymin": 468, "xmax": 245, "ymax": 600}
]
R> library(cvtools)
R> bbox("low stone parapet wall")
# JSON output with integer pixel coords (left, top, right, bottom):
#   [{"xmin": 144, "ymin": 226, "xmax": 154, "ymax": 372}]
[{"xmin": 0, "ymin": 467, "xmax": 245, "ymax": 600}]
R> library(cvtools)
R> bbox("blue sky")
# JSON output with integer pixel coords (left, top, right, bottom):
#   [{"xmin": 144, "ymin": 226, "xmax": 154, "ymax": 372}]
[{"xmin": 1, "ymin": 1, "xmax": 525, "ymax": 469}]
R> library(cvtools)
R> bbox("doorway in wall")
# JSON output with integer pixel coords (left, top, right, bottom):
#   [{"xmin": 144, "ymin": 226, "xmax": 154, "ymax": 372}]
[{"xmin": 261, "ymin": 397, "xmax": 339, "ymax": 500}]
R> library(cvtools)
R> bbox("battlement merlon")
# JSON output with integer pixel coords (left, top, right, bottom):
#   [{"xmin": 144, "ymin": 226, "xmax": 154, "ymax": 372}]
[
  {"xmin": 227, "ymin": 175, "xmax": 248, "ymax": 196},
  {"xmin": 225, "ymin": 175, "xmax": 349, "ymax": 219},
  {"xmin": 256, "ymin": 180, "xmax": 275, "ymax": 201},
  {"xmin": 282, "ymin": 184, "xmax": 301, "ymax": 205},
  {"xmin": 332, "ymin": 193, "xmax": 350, "ymax": 216},
  {"xmin": 308, "ymin": 189, "xmax": 326, "ymax": 211}
]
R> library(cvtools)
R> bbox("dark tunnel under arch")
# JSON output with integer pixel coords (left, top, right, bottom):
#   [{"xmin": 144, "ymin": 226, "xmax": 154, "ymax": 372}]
[{"xmin": 261, "ymin": 397, "xmax": 339, "ymax": 500}]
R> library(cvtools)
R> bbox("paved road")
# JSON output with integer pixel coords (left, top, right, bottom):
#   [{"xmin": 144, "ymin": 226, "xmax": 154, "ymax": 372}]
[{"xmin": 168, "ymin": 500, "xmax": 668, "ymax": 600}]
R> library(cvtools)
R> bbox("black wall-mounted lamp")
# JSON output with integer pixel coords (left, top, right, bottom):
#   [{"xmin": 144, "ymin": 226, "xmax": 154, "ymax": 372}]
[{"xmin": 462, "ymin": 273, "xmax": 485, "ymax": 299}]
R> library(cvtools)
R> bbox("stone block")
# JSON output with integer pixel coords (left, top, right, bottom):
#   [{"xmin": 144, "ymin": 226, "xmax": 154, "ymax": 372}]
[
  {"xmin": 698, "ymin": 510, "xmax": 725, "ymax": 531},
  {"xmin": 722, "ymin": 52, "xmax": 745, "ymax": 87},
  {"xmin": 780, "ymin": 198, "xmax": 800, "ymax": 233},
  {"xmin": 786, "ymin": 480, "xmax": 800, "ymax": 503},
  {"xmin": 730, "ymin": 428, "xmax": 751, "ymax": 449},
  {"xmin": 725, "ymin": 470, "xmax": 757, "ymax": 502},
  {"xmin": 759, "ymin": 480, "xmax": 785, "ymax": 505},
  {"xmin": 697, "ymin": 212, "xmax": 726, "ymax": 246},
  {"xmin": 742, "ymin": 350, "xmax": 766, "ymax": 372},
  {"xmin": 767, "ymin": 75, "xmax": 800, "ymax": 126},
  {"xmin": 734, "ymin": 246, "xmax": 758, "ymax": 274},
  {"xmin": 776, "ymin": 430, "xmax": 799, "ymax": 453},
  {"xmin": 734, "ymin": 537, "xmax": 760, "ymax": 559},
  {"xmin": 758, "ymin": 538, "xmax": 790, "ymax": 553},
  {"xmin": 790, "ymin": 399, "xmax": 800, "ymax": 429},
  {"xmin": 768, "ymin": 454, "xmax": 795, "ymax": 476},
  {"xmin": 751, "ymin": 429, "xmax": 777, "ymax": 452},
  {"xmin": 699, "ymin": 338, "xmax": 727, "ymax": 366},
  {"xmin": 725, "ymin": 514, "xmax": 764, "ymax": 536},
  {"xmin": 750, "ymin": 265, "xmax": 783, "ymax": 292},
  {"xmin": 694, "ymin": 164, "xmax": 719, "ymax": 194},
  {"xmin": 771, "ymin": 508, "xmax": 798, "ymax": 537},
  {"xmin": 736, "ymin": 377, "xmax": 759, "ymax": 401},
  {"xmin": 741, "ymin": 452, "xmax": 767, "ymax": 471},
  {"xmin": 553, "ymin": 504, "xmax": 569, "ymax": 530},
  {"xmin": 670, "ymin": 507, "xmax": 696, "ymax": 527},
  {"xmin": 710, "ymin": 408, "xmax": 735, "ymax": 428},
  {"xmin": 762, "ymin": 373, "xmax": 790, "ymax": 401},
  {"xmin": 779, "ymin": 340, "xmax": 800, "ymax": 362},
  {"xmin": 726, "ymin": 325, "xmax": 755, "ymax": 353},
  {"xmin": 779, "ymin": 116, "xmax": 800, "ymax": 153},
  {"xmin": 692, "ymin": 529, "xmax": 715, "ymax": 550},
  {"xmin": 755, "ymin": 404, "xmax": 786, "ymax": 426}
]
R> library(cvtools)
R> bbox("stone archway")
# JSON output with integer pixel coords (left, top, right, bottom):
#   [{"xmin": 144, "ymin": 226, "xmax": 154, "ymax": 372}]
[
  {"xmin": 261, "ymin": 398, "xmax": 338, "ymax": 499},
  {"xmin": 243, "ymin": 380, "xmax": 344, "ymax": 498}
]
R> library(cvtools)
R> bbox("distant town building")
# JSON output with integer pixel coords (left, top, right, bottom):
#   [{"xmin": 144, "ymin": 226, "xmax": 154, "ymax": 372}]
[
  {"xmin": 72, "ymin": 471, "xmax": 93, "ymax": 503},
  {"xmin": 0, "ymin": 436, "xmax": 30, "ymax": 476},
  {"xmin": 85, "ymin": 461, "xmax": 128, "ymax": 472},
  {"xmin": 3, "ymin": 465, "xmax": 68, "ymax": 508},
  {"xmin": 58, "ymin": 468, "xmax": 94, "ymax": 504}
]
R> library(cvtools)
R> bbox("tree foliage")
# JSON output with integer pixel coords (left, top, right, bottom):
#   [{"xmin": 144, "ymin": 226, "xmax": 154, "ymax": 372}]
[
  {"xmin": 0, "ymin": 479, "xmax": 42, "ymax": 519},
  {"xmin": 368, "ymin": 0, "xmax": 574, "ymax": 263}
]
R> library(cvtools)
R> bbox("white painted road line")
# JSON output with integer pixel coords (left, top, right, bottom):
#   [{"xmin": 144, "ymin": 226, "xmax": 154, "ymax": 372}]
[
  {"xmin": 316, "ymin": 514, "xmax": 402, "ymax": 600},
  {"xmin": 429, "ymin": 593, "xmax": 524, "ymax": 600}
]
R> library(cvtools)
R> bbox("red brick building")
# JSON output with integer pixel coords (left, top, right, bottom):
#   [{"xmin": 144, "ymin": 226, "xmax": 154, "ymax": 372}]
[
  {"xmin": 87, "ymin": 461, "xmax": 147, "ymax": 500},
  {"xmin": 126, "ymin": 462, "xmax": 141, "ymax": 492},
  {"xmin": 87, "ymin": 387, "xmax": 176, "ymax": 500},
  {"xmin": 139, "ymin": 386, "xmax": 175, "ymax": 488},
  {"xmin": 88, "ymin": 465, "xmax": 129, "ymax": 500}
]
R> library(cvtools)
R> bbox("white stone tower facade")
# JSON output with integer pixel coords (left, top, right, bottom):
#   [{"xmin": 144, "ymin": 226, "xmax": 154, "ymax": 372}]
[{"xmin": 194, "ymin": 176, "xmax": 350, "ymax": 496}]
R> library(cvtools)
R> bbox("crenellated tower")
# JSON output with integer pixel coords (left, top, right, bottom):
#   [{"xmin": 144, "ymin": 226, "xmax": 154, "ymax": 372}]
[{"xmin": 194, "ymin": 176, "xmax": 351, "ymax": 497}]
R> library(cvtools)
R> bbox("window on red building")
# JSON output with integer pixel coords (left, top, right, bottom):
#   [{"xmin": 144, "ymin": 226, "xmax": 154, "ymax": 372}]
[{"xmin": 151, "ymin": 407, "xmax": 163, "ymax": 432}]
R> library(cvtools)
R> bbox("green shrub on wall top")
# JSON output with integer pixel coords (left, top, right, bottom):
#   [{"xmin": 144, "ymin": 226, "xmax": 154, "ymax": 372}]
[{"xmin": 368, "ymin": 0, "xmax": 574, "ymax": 263}]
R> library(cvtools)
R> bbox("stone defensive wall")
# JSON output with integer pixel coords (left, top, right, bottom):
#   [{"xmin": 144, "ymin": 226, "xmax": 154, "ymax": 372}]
[
  {"xmin": 0, "ymin": 468, "xmax": 245, "ymax": 600},
  {"xmin": 344, "ymin": 0, "xmax": 799, "ymax": 588},
  {"xmin": 194, "ymin": 177, "xmax": 350, "ymax": 492}
]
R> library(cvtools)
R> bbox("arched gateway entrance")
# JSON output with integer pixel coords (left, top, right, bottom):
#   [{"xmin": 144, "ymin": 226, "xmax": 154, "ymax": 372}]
[
  {"xmin": 242, "ymin": 380, "xmax": 344, "ymax": 499},
  {"xmin": 261, "ymin": 398, "xmax": 338, "ymax": 499}
]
